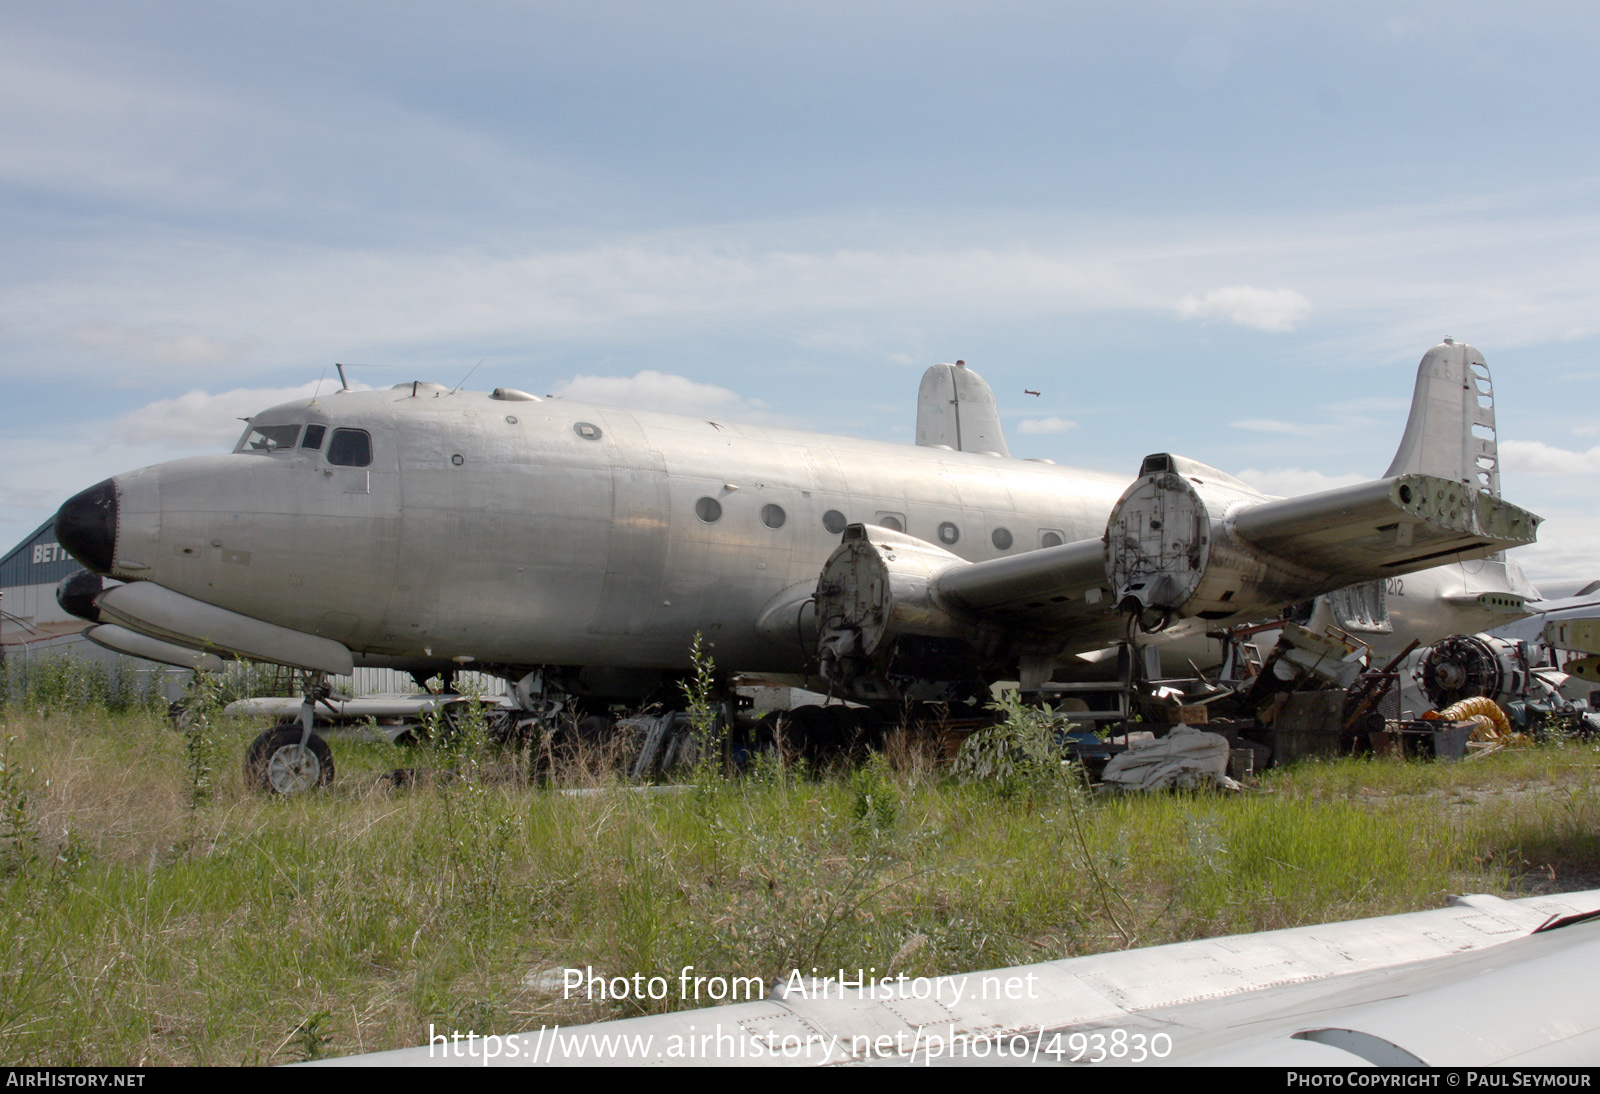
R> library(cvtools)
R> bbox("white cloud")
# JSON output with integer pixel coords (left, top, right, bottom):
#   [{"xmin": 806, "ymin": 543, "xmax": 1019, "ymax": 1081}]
[
  {"xmin": 110, "ymin": 380, "xmax": 362, "ymax": 448},
  {"xmin": 1230, "ymin": 418, "xmax": 1325, "ymax": 435},
  {"xmin": 1176, "ymin": 286, "xmax": 1311, "ymax": 332},
  {"xmin": 12, "ymin": 196, "xmax": 1600, "ymax": 387},
  {"xmin": 551, "ymin": 370, "xmax": 772, "ymax": 421},
  {"xmin": 1509, "ymin": 506, "xmax": 1600, "ymax": 587},
  {"xmin": 1326, "ymin": 396, "xmax": 1411, "ymax": 414},
  {"xmin": 1234, "ymin": 467, "xmax": 1368, "ymax": 498},
  {"xmin": 0, "ymin": 430, "xmax": 133, "ymax": 539},
  {"xmin": 1500, "ymin": 439, "xmax": 1600, "ymax": 476},
  {"xmin": 72, "ymin": 324, "xmax": 259, "ymax": 366},
  {"xmin": 1017, "ymin": 416, "xmax": 1077, "ymax": 435},
  {"xmin": 0, "ymin": 25, "xmax": 582, "ymax": 233},
  {"xmin": 8, "ymin": 242, "xmax": 1155, "ymax": 373}
]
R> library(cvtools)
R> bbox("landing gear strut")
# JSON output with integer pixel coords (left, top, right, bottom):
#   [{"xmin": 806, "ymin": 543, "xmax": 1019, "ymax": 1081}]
[{"xmin": 244, "ymin": 671, "xmax": 338, "ymax": 795}]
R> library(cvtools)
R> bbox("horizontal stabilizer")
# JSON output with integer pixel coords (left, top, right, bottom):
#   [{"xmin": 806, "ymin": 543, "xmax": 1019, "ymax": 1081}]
[
  {"xmin": 1546, "ymin": 618, "xmax": 1600, "ymax": 656},
  {"xmin": 1443, "ymin": 591, "xmax": 1528, "ymax": 613}
]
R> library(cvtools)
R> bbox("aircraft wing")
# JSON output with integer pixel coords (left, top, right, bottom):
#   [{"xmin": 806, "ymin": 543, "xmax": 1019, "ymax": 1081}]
[
  {"xmin": 319, "ymin": 888, "xmax": 1600, "ymax": 1066},
  {"xmin": 934, "ymin": 537, "xmax": 1121, "ymax": 639},
  {"xmin": 935, "ymin": 470, "xmax": 1540, "ymax": 638},
  {"xmin": 815, "ymin": 467, "xmax": 1540, "ymax": 699}
]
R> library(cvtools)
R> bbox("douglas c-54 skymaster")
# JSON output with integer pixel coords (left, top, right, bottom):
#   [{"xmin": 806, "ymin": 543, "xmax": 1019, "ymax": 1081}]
[{"xmin": 51, "ymin": 341, "xmax": 1539, "ymax": 783}]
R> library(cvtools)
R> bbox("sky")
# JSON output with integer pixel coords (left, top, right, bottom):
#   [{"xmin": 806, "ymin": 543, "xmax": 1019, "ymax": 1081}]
[{"xmin": 4, "ymin": 2, "xmax": 1599, "ymax": 584}]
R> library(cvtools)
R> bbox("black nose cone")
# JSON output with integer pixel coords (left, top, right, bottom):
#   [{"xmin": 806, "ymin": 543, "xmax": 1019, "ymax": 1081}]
[
  {"xmin": 56, "ymin": 478, "xmax": 118, "ymax": 575},
  {"xmin": 56, "ymin": 569, "xmax": 106, "ymax": 623}
]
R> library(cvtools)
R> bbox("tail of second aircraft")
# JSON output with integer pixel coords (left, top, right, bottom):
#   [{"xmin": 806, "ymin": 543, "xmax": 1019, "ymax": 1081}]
[
  {"xmin": 915, "ymin": 361, "xmax": 1011, "ymax": 457},
  {"xmin": 1384, "ymin": 339, "xmax": 1501, "ymax": 497}
]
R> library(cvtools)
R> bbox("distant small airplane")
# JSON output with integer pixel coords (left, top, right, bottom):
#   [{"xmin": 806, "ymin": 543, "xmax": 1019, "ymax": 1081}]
[{"xmin": 1023, "ymin": 389, "xmax": 1040, "ymax": 397}]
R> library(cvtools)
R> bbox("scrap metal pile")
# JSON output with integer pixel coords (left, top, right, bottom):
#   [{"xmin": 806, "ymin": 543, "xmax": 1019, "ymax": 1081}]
[{"xmin": 1076, "ymin": 618, "xmax": 1600, "ymax": 792}]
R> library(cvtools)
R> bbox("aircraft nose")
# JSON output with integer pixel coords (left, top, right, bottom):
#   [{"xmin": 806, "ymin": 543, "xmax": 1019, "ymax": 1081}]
[{"xmin": 55, "ymin": 478, "xmax": 118, "ymax": 575}]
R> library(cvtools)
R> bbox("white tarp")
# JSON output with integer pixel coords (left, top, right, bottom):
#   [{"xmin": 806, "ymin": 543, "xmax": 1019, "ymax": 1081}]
[{"xmin": 1100, "ymin": 724, "xmax": 1241, "ymax": 791}]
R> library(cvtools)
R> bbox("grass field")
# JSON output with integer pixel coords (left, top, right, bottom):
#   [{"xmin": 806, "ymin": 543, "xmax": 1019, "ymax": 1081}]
[{"xmin": 1, "ymin": 688, "xmax": 1597, "ymax": 1065}]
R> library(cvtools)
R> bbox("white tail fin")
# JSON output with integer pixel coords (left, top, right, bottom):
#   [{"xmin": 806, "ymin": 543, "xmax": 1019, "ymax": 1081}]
[
  {"xmin": 915, "ymin": 361, "xmax": 1010, "ymax": 457},
  {"xmin": 1384, "ymin": 340, "xmax": 1501, "ymax": 497}
]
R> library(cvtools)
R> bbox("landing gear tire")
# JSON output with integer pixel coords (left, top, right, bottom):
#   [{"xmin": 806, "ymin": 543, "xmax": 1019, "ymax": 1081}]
[{"xmin": 245, "ymin": 725, "xmax": 335, "ymax": 795}]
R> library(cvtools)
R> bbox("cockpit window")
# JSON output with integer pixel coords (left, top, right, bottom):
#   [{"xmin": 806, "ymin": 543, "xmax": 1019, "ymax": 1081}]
[
  {"xmin": 327, "ymin": 428, "xmax": 372, "ymax": 467},
  {"xmin": 301, "ymin": 424, "xmax": 327, "ymax": 451},
  {"xmin": 241, "ymin": 424, "xmax": 301, "ymax": 453}
]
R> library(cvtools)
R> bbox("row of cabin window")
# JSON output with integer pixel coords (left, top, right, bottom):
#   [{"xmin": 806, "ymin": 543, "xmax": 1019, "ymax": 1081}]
[
  {"xmin": 692, "ymin": 496, "xmax": 1067, "ymax": 551},
  {"xmin": 576, "ymin": 423, "xmax": 1068, "ymax": 550},
  {"xmin": 243, "ymin": 424, "xmax": 372, "ymax": 467}
]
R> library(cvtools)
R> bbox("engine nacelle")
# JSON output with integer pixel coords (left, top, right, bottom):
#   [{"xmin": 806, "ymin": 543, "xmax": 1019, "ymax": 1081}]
[
  {"xmin": 813, "ymin": 524, "xmax": 984, "ymax": 702},
  {"xmin": 1105, "ymin": 454, "xmax": 1317, "ymax": 630}
]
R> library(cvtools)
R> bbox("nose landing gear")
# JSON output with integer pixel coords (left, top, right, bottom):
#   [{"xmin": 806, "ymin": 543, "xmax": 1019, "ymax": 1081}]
[
  {"xmin": 244, "ymin": 723, "xmax": 335, "ymax": 794},
  {"xmin": 244, "ymin": 671, "xmax": 338, "ymax": 795}
]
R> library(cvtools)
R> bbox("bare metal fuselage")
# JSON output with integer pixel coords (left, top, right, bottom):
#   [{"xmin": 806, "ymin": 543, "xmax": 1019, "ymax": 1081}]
[{"xmin": 103, "ymin": 386, "xmax": 1129, "ymax": 677}]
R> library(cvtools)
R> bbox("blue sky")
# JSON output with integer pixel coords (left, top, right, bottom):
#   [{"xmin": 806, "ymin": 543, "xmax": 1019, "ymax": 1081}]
[{"xmin": 5, "ymin": 2, "xmax": 1599, "ymax": 583}]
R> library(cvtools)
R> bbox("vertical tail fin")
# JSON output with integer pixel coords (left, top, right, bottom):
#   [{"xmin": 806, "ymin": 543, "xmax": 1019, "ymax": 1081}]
[
  {"xmin": 1384, "ymin": 340, "xmax": 1501, "ymax": 497},
  {"xmin": 1322, "ymin": 341, "xmax": 1517, "ymax": 638},
  {"xmin": 915, "ymin": 361, "xmax": 1011, "ymax": 457}
]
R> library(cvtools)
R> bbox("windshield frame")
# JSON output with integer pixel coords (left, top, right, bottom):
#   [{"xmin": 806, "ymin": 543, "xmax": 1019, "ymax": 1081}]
[{"xmin": 235, "ymin": 422, "xmax": 303, "ymax": 454}]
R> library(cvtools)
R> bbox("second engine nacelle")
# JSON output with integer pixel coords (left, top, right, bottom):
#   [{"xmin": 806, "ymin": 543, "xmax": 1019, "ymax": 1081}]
[{"xmin": 813, "ymin": 524, "xmax": 985, "ymax": 702}]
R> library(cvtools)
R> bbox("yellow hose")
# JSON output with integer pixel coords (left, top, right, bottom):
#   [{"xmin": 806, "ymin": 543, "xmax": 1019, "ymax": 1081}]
[{"xmin": 1435, "ymin": 696, "xmax": 1511, "ymax": 737}]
